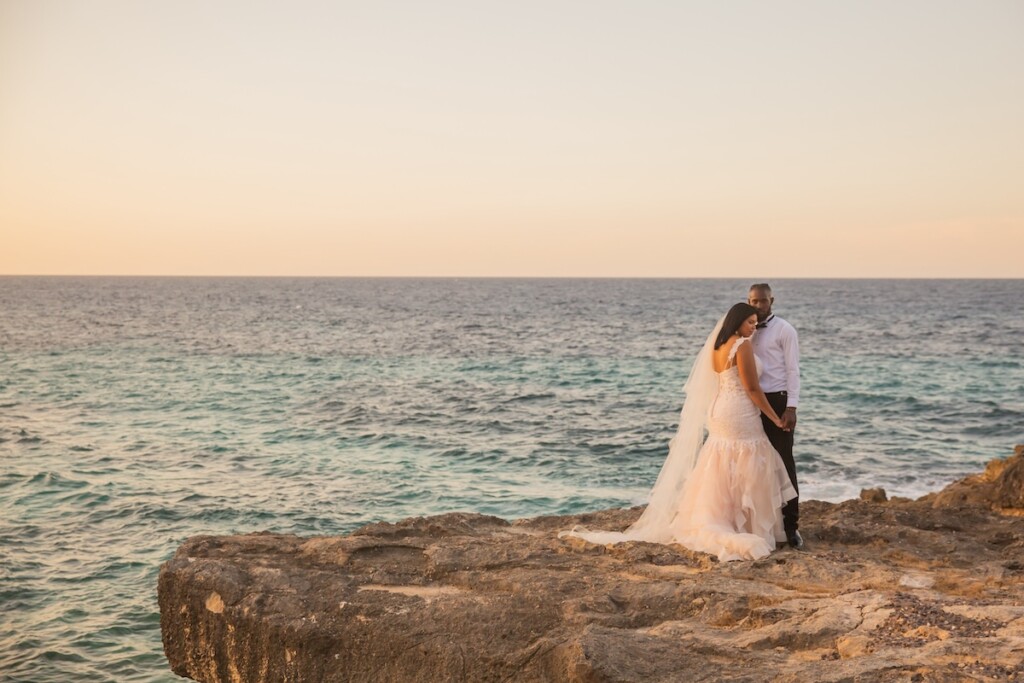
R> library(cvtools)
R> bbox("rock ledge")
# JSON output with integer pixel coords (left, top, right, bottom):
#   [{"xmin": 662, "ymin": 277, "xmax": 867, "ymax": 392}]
[{"xmin": 160, "ymin": 447, "xmax": 1024, "ymax": 682}]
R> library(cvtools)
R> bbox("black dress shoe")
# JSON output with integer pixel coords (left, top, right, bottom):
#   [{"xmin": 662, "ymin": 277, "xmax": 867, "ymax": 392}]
[{"xmin": 787, "ymin": 530, "xmax": 804, "ymax": 550}]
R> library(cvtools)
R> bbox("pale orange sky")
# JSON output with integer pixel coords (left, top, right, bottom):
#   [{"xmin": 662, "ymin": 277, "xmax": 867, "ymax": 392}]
[{"xmin": 2, "ymin": 1, "xmax": 1022, "ymax": 277}]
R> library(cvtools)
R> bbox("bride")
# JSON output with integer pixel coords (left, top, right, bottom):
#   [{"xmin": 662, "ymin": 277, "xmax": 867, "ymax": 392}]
[{"xmin": 563, "ymin": 303, "xmax": 797, "ymax": 561}]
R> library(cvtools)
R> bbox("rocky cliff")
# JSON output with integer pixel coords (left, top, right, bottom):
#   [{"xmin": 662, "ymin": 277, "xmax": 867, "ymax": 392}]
[{"xmin": 159, "ymin": 446, "xmax": 1024, "ymax": 682}]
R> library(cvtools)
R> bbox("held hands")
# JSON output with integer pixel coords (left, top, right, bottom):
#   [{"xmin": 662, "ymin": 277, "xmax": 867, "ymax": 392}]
[
  {"xmin": 780, "ymin": 408, "xmax": 797, "ymax": 432},
  {"xmin": 770, "ymin": 409, "xmax": 796, "ymax": 432}
]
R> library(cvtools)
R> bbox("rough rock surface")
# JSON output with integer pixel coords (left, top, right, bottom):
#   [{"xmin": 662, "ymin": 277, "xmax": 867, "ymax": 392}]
[
  {"xmin": 927, "ymin": 445, "xmax": 1024, "ymax": 510},
  {"xmin": 160, "ymin": 447, "xmax": 1024, "ymax": 682}
]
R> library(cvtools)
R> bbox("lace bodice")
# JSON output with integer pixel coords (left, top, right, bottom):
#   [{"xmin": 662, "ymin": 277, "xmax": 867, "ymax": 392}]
[{"xmin": 709, "ymin": 337, "xmax": 764, "ymax": 440}]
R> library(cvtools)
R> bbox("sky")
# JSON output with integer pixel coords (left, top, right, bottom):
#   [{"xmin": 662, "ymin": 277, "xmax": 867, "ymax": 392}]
[{"xmin": 1, "ymin": 0, "xmax": 1022, "ymax": 277}]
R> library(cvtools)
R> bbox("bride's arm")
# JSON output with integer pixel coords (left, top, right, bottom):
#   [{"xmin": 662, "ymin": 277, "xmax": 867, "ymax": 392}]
[{"xmin": 736, "ymin": 342, "xmax": 784, "ymax": 428}]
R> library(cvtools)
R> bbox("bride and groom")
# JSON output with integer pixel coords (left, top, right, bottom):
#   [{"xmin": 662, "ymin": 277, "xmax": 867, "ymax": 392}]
[{"xmin": 566, "ymin": 283, "xmax": 803, "ymax": 561}]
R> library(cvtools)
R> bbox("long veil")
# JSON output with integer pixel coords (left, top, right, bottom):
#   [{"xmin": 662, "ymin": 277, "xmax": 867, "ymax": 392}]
[{"xmin": 561, "ymin": 317, "xmax": 723, "ymax": 545}]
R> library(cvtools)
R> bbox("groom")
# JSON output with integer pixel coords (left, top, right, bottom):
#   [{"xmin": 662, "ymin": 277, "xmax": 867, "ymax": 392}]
[{"xmin": 748, "ymin": 283, "xmax": 803, "ymax": 549}]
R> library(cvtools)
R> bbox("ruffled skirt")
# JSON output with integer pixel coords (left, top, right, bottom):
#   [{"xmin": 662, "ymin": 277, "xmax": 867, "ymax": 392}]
[{"xmin": 671, "ymin": 433, "xmax": 797, "ymax": 562}]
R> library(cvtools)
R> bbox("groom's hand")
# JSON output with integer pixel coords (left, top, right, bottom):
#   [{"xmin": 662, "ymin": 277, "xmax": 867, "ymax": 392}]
[{"xmin": 781, "ymin": 408, "xmax": 797, "ymax": 432}]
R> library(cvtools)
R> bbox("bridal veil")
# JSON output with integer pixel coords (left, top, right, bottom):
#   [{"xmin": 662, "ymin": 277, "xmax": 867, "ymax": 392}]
[{"xmin": 561, "ymin": 318, "xmax": 723, "ymax": 544}]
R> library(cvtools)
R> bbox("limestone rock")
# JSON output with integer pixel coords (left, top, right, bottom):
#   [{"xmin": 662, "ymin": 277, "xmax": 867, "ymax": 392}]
[
  {"xmin": 927, "ymin": 444, "xmax": 1024, "ymax": 510},
  {"xmin": 860, "ymin": 487, "xmax": 887, "ymax": 502},
  {"xmin": 835, "ymin": 634, "xmax": 872, "ymax": 659},
  {"xmin": 160, "ymin": 447, "xmax": 1024, "ymax": 682},
  {"xmin": 995, "ymin": 444, "xmax": 1024, "ymax": 508}
]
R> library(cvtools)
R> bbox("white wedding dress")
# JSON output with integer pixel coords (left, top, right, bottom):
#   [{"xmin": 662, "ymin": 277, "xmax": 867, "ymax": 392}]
[
  {"xmin": 563, "ymin": 326, "xmax": 797, "ymax": 562},
  {"xmin": 668, "ymin": 336, "xmax": 797, "ymax": 561}
]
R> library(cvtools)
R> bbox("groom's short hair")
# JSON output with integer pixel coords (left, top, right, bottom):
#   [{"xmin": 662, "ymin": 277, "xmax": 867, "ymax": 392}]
[{"xmin": 749, "ymin": 282, "xmax": 772, "ymax": 294}]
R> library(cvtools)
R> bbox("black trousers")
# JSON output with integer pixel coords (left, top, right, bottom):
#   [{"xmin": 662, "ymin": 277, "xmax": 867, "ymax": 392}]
[{"xmin": 761, "ymin": 391, "xmax": 799, "ymax": 534}]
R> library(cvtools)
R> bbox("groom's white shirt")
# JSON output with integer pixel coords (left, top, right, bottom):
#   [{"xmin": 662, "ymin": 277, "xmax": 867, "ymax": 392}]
[{"xmin": 750, "ymin": 315, "xmax": 800, "ymax": 408}]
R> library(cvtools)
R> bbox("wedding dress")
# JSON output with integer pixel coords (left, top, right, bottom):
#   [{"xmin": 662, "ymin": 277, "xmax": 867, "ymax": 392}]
[{"xmin": 563, "ymin": 323, "xmax": 797, "ymax": 562}]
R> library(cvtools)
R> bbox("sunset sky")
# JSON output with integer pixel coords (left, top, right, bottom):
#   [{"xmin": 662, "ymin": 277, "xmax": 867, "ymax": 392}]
[{"xmin": 1, "ymin": 0, "xmax": 1022, "ymax": 277}]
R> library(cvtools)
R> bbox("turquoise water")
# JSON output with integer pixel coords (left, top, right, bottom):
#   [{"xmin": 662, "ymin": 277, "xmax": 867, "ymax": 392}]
[{"xmin": 1, "ymin": 277, "xmax": 1022, "ymax": 681}]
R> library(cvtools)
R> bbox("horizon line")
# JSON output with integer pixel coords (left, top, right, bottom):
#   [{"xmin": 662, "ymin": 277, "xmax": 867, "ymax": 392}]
[{"xmin": 2, "ymin": 274, "xmax": 1022, "ymax": 281}]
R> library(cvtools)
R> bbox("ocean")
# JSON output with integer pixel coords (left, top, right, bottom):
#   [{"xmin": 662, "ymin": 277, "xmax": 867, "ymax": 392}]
[{"xmin": 1, "ymin": 276, "xmax": 1022, "ymax": 681}]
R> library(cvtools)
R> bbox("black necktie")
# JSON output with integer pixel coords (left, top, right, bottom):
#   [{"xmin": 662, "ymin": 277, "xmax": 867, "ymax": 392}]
[{"xmin": 756, "ymin": 315, "xmax": 774, "ymax": 329}]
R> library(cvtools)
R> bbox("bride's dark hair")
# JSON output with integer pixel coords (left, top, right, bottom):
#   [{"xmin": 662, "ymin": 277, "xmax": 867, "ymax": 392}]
[{"xmin": 714, "ymin": 303, "xmax": 759, "ymax": 349}]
